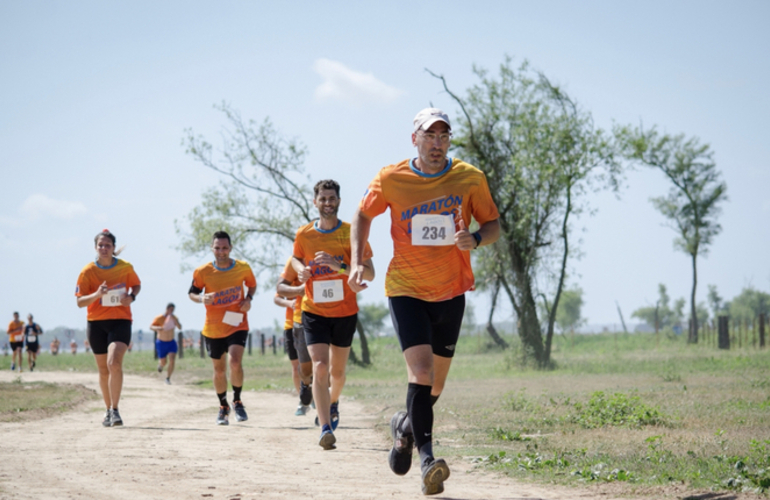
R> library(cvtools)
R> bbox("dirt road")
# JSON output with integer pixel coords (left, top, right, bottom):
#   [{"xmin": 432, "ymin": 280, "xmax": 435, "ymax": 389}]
[{"xmin": 0, "ymin": 370, "xmax": 620, "ymax": 500}]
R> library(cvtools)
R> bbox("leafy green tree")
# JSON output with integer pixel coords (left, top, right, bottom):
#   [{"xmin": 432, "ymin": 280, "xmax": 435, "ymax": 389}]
[
  {"xmin": 728, "ymin": 287, "xmax": 770, "ymax": 324},
  {"xmin": 632, "ymin": 284, "xmax": 685, "ymax": 331},
  {"xmin": 619, "ymin": 127, "xmax": 727, "ymax": 343},
  {"xmin": 707, "ymin": 284, "xmax": 728, "ymax": 321},
  {"xmin": 358, "ymin": 302, "xmax": 390, "ymax": 337},
  {"xmin": 554, "ymin": 287, "xmax": 585, "ymax": 334},
  {"xmin": 430, "ymin": 58, "xmax": 622, "ymax": 368},
  {"xmin": 176, "ymin": 102, "xmax": 313, "ymax": 275}
]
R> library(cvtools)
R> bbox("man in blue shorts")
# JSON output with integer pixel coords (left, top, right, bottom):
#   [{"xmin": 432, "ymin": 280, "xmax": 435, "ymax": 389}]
[{"xmin": 150, "ymin": 303, "xmax": 182, "ymax": 384}]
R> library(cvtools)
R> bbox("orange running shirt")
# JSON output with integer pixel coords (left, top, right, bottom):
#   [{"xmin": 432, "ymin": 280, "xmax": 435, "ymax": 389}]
[
  {"xmin": 359, "ymin": 157, "xmax": 499, "ymax": 302},
  {"xmin": 7, "ymin": 320, "xmax": 24, "ymax": 343},
  {"xmin": 280, "ymin": 257, "xmax": 304, "ymax": 325},
  {"xmin": 75, "ymin": 259, "xmax": 141, "ymax": 321},
  {"xmin": 292, "ymin": 220, "xmax": 373, "ymax": 318},
  {"xmin": 192, "ymin": 260, "xmax": 257, "ymax": 339}
]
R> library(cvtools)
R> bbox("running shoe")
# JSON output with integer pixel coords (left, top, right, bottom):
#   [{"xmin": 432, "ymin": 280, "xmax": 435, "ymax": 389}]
[
  {"xmin": 233, "ymin": 400, "xmax": 248, "ymax": 422},
  {"xmin": 421, "ymin": 458, "xmax": 450, "ymax": 496},
  {"xmin": 295, "ymin": 404, "xmax": 310, "ymax": 416},
  {"xmin": 165, "ymin": 377, "xmax": 171, "ymax": 385},
  {"xmin": 10, "ymin": 363, "xmax": 15, "ymax": 371},
  {"xmin": 31, "ymin": 361, "xmax": 35, "ymax": 371},
  {"xmin": 102, "ymin": 409, "xmax": 112, "ymax": 427},
  {"xmin": 319, "ymin": 428, "xmax": 336, "ymax": 450},
  {"xmin": 299, "ymin": 380, "xmax": 313, "ymax": 406},
  {"xmin": 388, "ymin": 410, "xmax": 414, "ymax": 475},
  {"xmin": 110, "ymin": 408, "xmax": 123, "ymax": 427},
  {"xmin": 216, "ymin": 405, "xmax": 230, "ymax": 425},
  {"xmin": 157, "ymin": 365, "xmax": 162, "ymax": 373},
  {"xmin": 330, "ymin": 401, "xmax": 339, "ymax": 431}
]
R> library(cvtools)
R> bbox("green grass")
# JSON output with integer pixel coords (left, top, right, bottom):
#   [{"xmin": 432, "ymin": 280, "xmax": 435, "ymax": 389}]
[
  {"xmin": 2, "ymin": 331, "xmax": 769, "ymax": 496},
  {"xmin": 0, "ymin": 379, "xmax": 97, "ymax": 421}
]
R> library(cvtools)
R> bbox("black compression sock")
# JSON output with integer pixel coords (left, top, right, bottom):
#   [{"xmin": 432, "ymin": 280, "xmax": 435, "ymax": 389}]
[
  {"xmin": 402, "ymin": 393, "xmax": 440, "ymax": 434},
  {"xmin": 232, "ymin": 385, "xmax": 242, "ymax": 402},
  {"xmin": 406, "ymin": 383, "xmax": 434, "ymax": 465},
  {"xmin": 217, "ymin": 391, "xmax": 228, "ymax": 407}
]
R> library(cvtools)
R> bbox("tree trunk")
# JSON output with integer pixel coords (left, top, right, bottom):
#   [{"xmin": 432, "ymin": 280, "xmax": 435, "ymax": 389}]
[
  {"xmin": 486, "ymin": 280, "xmax": 509, "ymax": 349},
  {"xmin": 507, "ymin": 245, "xmax": 545, "ymax": 366},
  {"xmin": 689, "ymin": 252, "xmax": 699, "ymax": 344},
  {"xmin": 544, "ymin": 182, "xmax": 573, "ymax": 368}
]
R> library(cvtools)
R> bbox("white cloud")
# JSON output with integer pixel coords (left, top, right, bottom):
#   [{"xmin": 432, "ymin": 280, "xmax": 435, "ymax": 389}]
[
  {"xmin": 19, "ymin": 194, "xmax": 87, "ymax": 221},
  {"xmin": 313, "ymin": 58, "xmax": 404, "ymax": 106}
]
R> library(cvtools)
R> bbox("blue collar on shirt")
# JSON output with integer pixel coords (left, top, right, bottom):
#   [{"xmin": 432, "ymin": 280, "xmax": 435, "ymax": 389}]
[
  {"xmin": 213, "ymin": 259, "xmax": 235, "ymax": 271},
  {"xmin": 95, "ymin": 257, "xmax": 118, "ymax": 270},
  {"xmin": 410, "ymin": 157, "xmax": 453, "ymax": 178},
  {"xmin": 313, "ymin": 219, "xmax": 342, "ymax": 234}
]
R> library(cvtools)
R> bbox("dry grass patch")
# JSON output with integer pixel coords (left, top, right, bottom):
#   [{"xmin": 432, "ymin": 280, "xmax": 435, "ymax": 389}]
[{"xmin": 0, "ymin": 379, "xmax": 98, "ymax": 422}]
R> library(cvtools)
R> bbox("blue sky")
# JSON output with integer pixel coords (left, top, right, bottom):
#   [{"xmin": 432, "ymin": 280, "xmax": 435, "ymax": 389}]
[{"xmin": 1, "ymin": 1, "xmax": 768, "ymax": 334}]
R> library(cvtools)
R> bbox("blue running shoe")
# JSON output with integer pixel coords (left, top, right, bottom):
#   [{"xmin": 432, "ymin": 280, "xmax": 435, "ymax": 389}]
[
  {"xmin": 319, "ymin": 426, "xmax": 336, "ymax": 450},
  {"xmin": 330, "ymin": 401, "xmax": 339, "ymax": 431}
]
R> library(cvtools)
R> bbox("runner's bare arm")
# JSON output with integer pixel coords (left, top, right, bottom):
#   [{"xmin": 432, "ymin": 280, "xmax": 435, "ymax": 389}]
[
  {"xmin": 76, "ymin": 281, "xmax": 109, "ymax": 308},
  {"xmin": 291, "ymin": 257, "xmax": 311, "ymax": 283},
  {"xmin": 454, "ymin": 218, "xmax": 500, "ymax": 251},
  {"xmin": 189, "ymin": 285, "xmax": 214, "ymax": 305},
  {"xmin": 239, "ymin": 285, "xmax": 257, "ymax": 312},
  {"xmin": 349, "ymin": 208, "xmax": 374, "ymax": 292},
  {"xmin": 274, "ymin": 295, "xmax": 294, "ymax": 308},
  {"xmin": 276, "ymin": 278, "xmax": 305, "ymax": 299},
  {"xmin": 120, "ymin": 284, "xmax": 140, "ymax": 306}
]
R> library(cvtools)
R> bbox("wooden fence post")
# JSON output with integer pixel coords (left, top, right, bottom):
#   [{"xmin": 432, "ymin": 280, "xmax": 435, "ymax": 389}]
[
  {"xmin": 760, "ymin": 313, "xmax": 766, "ymax": 348},
  {"xmin": 272, "ymin": 335, "xmax": 277, "ymax": 355},
  {"xmin": 718, "ymin": 316, "xmax": 730, "ymax": 350},
  {"xmin": 248, "ymin": 332, "xmax": 252, "ymax": 355},
  {"xmin": 153, "ymin": 331, "xmax": 158, "ymax": 360},
  {"xmin": 200, "ymin": 333, "xmax": 205, "ymax": 358},
  {"xmin": 177, "ymin": 331, "xmax": 184, "ymax": 359},
  {"xmin": 260, "ymin": 333, "xmax": 265, "ymax": 355}
]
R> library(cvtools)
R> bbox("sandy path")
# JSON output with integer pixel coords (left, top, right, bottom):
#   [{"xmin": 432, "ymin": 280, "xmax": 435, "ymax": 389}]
[{"xmin": 0, "ymin": 370, "xmax": 622, "ymax": 500}]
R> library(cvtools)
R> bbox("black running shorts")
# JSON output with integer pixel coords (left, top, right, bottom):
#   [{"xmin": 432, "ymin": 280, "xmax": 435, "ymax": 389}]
[
  {"xmin": 205, "ymin": 330, "xmax": 249, "ymax": 360},
  {"xmin": 87, "ymin": 320, "xmax": 132, "ymax": 355},
  {"xmin": 389, "ymin": 294, "xmax": 465, "ymax": 358},
  {"xmin": 302, "ymin": 311, "xmax": 357, "ymax": 348},
  {"xmin": 284, "ymin": 328, "xmax": 298, "ymax": 360}
]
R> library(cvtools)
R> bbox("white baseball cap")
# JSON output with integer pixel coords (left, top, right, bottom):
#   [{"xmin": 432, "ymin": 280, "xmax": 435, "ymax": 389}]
[{"xmin": 413, "ymin": 108, "xmax": 451, "ymax": 133}]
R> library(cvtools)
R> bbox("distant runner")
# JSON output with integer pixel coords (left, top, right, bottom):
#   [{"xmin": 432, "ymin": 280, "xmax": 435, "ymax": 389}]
[
  {"xmin": 188, "ymin": 231, "xmax": 256, "ymax": 426},
  {"xmin": 150, "ymin": 303, "xmax": 182, "ymax": 384},
  {"xmin": 349, "ymin": 108, "xmax": 500, "ymax": 495},
  {"xmin": 7, "ymin": 312, "xmax": 24, "ymax": 372},
  {"xmin": 76, "ymin": 229, "xmax": 142, "ymax": 427},
  {"xmin": 275, "ymin": 256, "xmax": 313, "ymax": 416},
  {"xmin": 24, "ymin": 314, "xmax": 43, "ymax": 371},
  {"xmin": 292, "ymin": 179, "xmax": 374, "ymax": 450}
]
